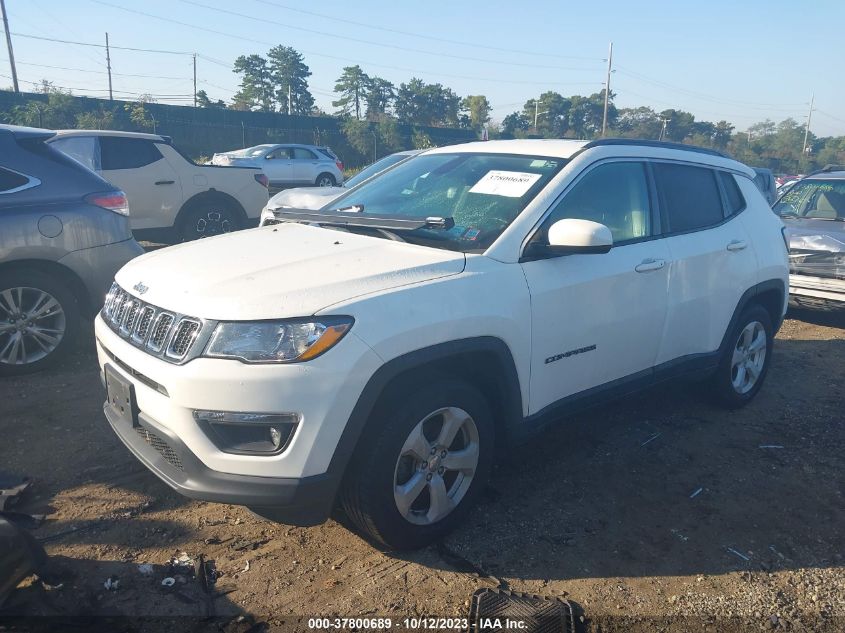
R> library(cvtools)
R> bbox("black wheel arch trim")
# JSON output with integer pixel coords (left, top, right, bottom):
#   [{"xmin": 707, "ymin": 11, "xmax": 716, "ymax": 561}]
[{"xmin": 323, "ymin": 336, "xmax": 522, "ymax": 496}]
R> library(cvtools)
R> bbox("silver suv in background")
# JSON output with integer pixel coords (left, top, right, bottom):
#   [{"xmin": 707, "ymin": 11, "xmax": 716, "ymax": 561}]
[
  {"xmin": 0, "ymin": 124, "xmax": 144, "ymax": 375},
  {"xmin": 211, "ymin": 143, "xmax": 344, "ymax": 189}
]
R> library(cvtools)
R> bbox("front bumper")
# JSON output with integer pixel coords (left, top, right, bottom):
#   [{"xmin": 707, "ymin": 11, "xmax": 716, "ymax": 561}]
[
  {"xmin": 789, "ymin": 273, "xmax": 845, "ymax": 304},
  {"xmin": 95, "ymin": 313, "xmax": 383, "ymax": 522},
  {"xmin": 104, "ymin": 403, "xmax": 336, "ymax": 525}
]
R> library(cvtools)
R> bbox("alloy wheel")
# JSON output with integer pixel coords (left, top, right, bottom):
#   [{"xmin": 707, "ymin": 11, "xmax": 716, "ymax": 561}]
[
  {"xmin": 393, "ymin": 407, "xmax": 480, "ymax": 526},
  {"xmin": 731, "ymin": 320, "xmax": 767, "ymax": 395},
  {"xmin": 193, "ymin": 210, "xmax": 233, "ymax": 237},
  {"xmin": 0, "ymin": 286, "xmax": 66, "ymax": 366},
  {"xmin": 318, "ymin": 176, "xmax": 334, "ymax": 187}
]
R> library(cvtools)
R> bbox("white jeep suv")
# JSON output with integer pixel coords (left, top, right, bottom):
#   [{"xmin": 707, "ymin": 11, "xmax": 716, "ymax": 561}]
[{"xmin": 95, "ymin": 139, "xmax": 789, "ymax": 549}]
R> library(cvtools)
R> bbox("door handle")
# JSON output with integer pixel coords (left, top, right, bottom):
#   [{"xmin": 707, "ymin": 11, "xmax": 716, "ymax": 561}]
[
  {"xmin": 154, "ymin": 180, "xmax": 175, "ymax": 185},
  {"xmin": 726, "ymin": 240, "xmax": 747, "ymax": 252},
  {"xmin": 635, "ymin": 258, "xmax": 666, "ymax": 273}
]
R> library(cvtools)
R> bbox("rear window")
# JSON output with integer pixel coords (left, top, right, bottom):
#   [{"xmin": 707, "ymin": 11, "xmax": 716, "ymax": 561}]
[
  {"xmin": 719, "ymin": 172, "xmax": 746, "ymax": 215},
  {"xmin": 100, "ymin": 137, "xmax": 163, "ymax": 170},
  {"xmin": 0, "ymin": 167, "xmax": 30, "ymax": 192},
  {"xmin": 654, "ymin": 162, "xmax": 724, "ymax": 232}
]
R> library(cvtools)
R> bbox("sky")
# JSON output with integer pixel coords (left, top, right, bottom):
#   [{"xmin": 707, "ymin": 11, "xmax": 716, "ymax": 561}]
[{"xmin": 2, "ymin": 0, "xmax": 844, "ymax": 137}]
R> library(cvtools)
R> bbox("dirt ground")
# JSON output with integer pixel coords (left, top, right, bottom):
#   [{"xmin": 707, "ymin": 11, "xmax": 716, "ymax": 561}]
[{"xmin": 1, "ymin": 307, "xmax": 843, "ymax": 632}]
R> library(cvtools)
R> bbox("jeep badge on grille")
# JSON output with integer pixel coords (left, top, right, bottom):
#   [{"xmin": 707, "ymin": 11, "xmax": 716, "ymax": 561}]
[{"xmin": 133, "ymin": 282, "xmax": 149, "ymax": 295}]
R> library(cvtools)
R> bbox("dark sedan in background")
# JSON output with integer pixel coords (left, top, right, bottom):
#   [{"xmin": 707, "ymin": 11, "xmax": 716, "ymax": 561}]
[{"xmin": 0, "ymin": 125, "xmax": 143, "ymax": 375}]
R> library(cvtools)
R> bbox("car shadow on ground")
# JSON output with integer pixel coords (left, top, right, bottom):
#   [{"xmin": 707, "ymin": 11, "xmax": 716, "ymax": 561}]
[{"xmin": 394, "ymin": 337, "xmax": 844, "ymax": 584}]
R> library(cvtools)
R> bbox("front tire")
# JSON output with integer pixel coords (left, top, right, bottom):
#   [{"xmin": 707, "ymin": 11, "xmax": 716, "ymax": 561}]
[
  {"xmin": 316, "ymin": 173, "xmax": 336, "ymax": 187},
  {"xmin": 341, "ymin": 379, "xmax": 494, "ymax": 550},
  {"xmin": 0, "ymin": 269, "xmax": 81, "ymax": 376},
  {"xmin": 709, "ymin": 305, "xmax": 773, "ymax": 408}
]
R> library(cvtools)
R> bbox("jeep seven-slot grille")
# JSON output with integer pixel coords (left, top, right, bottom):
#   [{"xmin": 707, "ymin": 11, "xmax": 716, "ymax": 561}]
[{"xmin": 102, "ymin": 283, "xmax": 207, "ymax": 363}]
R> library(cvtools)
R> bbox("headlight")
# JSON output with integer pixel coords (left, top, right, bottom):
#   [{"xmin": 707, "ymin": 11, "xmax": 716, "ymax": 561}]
[
  {"xmin": 204, "ymin": 317, "xmax": 353, "ymax": 363},
  {"xmin": 259, "ymin": 206, "xmax": 276, "ymax": 226}
]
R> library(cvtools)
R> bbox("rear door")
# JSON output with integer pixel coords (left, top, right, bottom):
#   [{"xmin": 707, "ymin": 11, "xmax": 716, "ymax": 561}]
[
  {"xmin": 521, "ymin": 160, "xmax": 670, "ymax": 413},
  {"xmin": 654, "ymin": 163, "xmax": 758, "ymax": 364},
  {"xmin": 98, "ymin": 136, "xmax": 184, "ymax": 231}
]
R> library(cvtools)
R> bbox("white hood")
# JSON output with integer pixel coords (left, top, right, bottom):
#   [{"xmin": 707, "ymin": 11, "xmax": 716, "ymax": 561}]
[{"xmin": 115, "ymin": 223, "xmax": 465, "ymax": 320}]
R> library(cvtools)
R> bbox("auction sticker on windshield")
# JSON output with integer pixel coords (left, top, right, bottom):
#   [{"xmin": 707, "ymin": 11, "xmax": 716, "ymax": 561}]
[{"xmin": 469, "ymin": 170, "xmax": 542, "ymax": 197}]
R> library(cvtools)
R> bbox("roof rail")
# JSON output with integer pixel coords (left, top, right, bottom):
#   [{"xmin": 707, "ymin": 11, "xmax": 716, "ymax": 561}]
[
  {"xmin": 582, "ymin": 138, "xmax": 729, "ymax": 158},
  {"xmin": 806, "ymin": 164, "xmax": 845, "ymax": 177}
]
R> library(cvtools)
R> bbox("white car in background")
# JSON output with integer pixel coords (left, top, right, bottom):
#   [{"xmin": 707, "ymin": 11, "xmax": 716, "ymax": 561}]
[
  {"xmin": 49, "ymin": 130, "xmax": 270, "ymax": 242},
  {"xmin": 212, "ymin": 144, "xmax": 344, "ymax": 189},
  {"xmin": 260, "ymin": 150, "xmax": 421, "ymax": 225}
]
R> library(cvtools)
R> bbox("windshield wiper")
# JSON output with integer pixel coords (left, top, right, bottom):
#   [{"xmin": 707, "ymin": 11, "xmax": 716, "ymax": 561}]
[{"xmin": 270, "ymin": 207, "xmax": 455, "ymax": 231}]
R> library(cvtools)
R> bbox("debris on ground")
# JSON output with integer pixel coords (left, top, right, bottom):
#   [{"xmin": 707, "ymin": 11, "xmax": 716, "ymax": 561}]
[
  {"xmin": 103, "ymin": 576, "xmax": 119, "ymax": 591},
  {"xmin": 0, "ymin": 515, "xmax": 48, "ymax": 607},
  {"xmin": 161, "ymin": 577, "xmax": 176, "ymax": 587},
  {"xmin": 137, "ymin": 563, "xmax": 154, "ymax": 575}
]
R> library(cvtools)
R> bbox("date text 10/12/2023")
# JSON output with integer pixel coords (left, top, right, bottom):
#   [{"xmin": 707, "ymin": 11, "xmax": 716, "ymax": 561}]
[{"xmin": 307, "ymin": 617, "xmax": 529, "ymax": 630}]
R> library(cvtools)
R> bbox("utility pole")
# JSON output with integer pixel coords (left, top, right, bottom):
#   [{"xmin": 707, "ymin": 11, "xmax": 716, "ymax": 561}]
[
  {"xmin": 105, "ymin": 32, "xmax": 113, "ymax": 101},
  {"xmin": 533, "ymin": 98, "xmax": 547, "ymax": 133},
  {"xmin": 287, "ymin": 83, "xmax": 292, "ymax": 116},
  {"xmin": 802, "ymin": 92, "xmax": 815, "ymax": 156},
  {"xmin": 601, "ymin": 41, "xmax": 613, "ymax": 137},
  {"xmin": 192, "ymin": 54, "xmax": 197, "ymax": 107},
  {"xmin": 1, "ymin": 0, "xmax": 19, "ymax": 93},
  {"xmin": 659, "ymin": 117, "xmax": 670, "ymax": 141}
]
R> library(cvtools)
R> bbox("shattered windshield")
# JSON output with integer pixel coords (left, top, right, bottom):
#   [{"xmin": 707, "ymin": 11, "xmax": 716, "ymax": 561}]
[{"xmin": 325, "ymin": 152, "xmax": 564, "ymax": 252}]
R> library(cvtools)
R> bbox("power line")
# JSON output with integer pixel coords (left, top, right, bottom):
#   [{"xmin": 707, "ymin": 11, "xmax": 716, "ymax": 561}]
[
  {"xmin": 615, "ymin": 67, "xmax": 807, "ymax": 111},
  {"xmin": 248, "ymin": 0, "xmax": 603, "ymax": 62},
  {"xmin": 11, "ymin": 32, "xmax": 193, "ymax": 55},
  {"xmin": 15, "ymin": 60, "xmax": 190, "ymax": 80},
  {"xmin": 100, "ymin": 0, "xmax": 602, "ymax": 72}
]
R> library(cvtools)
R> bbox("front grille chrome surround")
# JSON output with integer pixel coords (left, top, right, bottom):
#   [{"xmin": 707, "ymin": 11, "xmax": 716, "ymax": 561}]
[{"xmin": 101, "ymin": 282, "xmax": 214, "ymax": 364}]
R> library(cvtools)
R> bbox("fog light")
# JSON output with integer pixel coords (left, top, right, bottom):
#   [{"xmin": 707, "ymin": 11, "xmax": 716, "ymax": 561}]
[{"xmin": 193, "ymin": 410, "xmax": 298, "ymax": 454}]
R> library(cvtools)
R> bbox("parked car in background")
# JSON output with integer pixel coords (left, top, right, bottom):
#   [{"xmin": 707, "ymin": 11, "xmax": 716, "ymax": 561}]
[
  {"xmin": 96, "ymin": 138, "xmax": 787, "ymax": 549},
  {"xmin": 752, "ymin": 167, "xmax": 777, "ymax": 205},
  {"xmin": 211, "ymin": 144, "xmax": 344, "ymax": 189},
  {"xmin": 773, "ymin": 167, "xmax": 845, "ymax": 308},
  {"xmin": 0, "ymin": 124, "xmax": 143, "ymax": 375},
  {"xmin": 49, "ymin": 130, "xmax": 270, "ymax": 242},
  {"xmin": 260, "ymin": 150, "xmax": 421, "ymax": 226}
]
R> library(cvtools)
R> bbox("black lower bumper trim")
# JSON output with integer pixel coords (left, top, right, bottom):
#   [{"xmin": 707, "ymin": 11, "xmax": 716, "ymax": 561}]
[{"xmin": 103, "ymin": 404, "xmax": 337, "ymax": 526}]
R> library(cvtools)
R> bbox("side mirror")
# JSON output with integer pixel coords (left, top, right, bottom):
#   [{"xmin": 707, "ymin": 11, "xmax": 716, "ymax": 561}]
[{"xmin": 527, "ymin": 218, "xmax": 613, "ymax": 258}]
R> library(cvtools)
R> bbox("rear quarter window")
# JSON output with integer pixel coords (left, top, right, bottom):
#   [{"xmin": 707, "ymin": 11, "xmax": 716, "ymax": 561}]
[
  {"xmin": 654, "ymin": 162, "xmax": 724, "ymax": 233},
  {"xmin": 719, "ymin": 171, "xmax": 746, "ymax": 216}
]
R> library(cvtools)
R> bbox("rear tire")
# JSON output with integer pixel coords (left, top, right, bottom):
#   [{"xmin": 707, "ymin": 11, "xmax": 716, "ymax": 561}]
[
  {"xmin": 315, "ymin": 173, "xmax": 336, "ymax": 187},
  {"xmin": 708, "ymin": 305, "xmax": 773, "ymax": 409},
  {"xmin": 0, "ymin": 269, "xmax": 81, "ymax": 376},
  {"xmin": 177, "ymin": 197, "xmax": 242, "ymax": 242},
  {"xmin": 341, "ymin": 379, "xmax": 494, "ymax": 550}
]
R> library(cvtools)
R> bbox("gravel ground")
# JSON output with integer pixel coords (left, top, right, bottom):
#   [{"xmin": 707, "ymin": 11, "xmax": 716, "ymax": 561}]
[{"xmin": 0, "ymin": 307, "xmax": 843, "ymax": 633}]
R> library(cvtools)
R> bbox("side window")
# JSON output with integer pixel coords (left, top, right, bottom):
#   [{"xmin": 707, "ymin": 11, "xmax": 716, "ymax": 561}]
[
  {"xmin": 719, "ymin": 171, "xmax": 746, "ymax": 216},
  {"xmin": 543, "ymin": 161, "xmax": 652, "ymax": 243},
  {"xmin": 50, "ymin": 136, "xmax": 101, "ymax": 172},
  {"xmin": 293, "ymin": 148, "xmax": 316, "ymax": 160},
  {"xmin": 654, "ymin": 163, "xmax": 723, "ymax": 233},
  {"xmin": 0, "ymin": 167, "xmax": 31, "ymax": 193},
  {"xmin": 99, "ymin": 137, "xmax": 163, "ymax": 170},
  {"xmin": 267, "ymin": 148, "xmax": 292, "ymax": 160}
]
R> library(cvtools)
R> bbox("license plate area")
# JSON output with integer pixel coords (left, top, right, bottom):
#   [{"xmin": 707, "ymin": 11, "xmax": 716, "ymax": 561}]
[{"xmin": 105, "ymin": 364, "xmax": 139, "ymax": 427}]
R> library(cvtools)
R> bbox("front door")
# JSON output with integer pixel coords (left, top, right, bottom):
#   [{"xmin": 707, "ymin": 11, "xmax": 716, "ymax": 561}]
[
  {"xmin": 521, "ymin": 160, "xmax": 670, "ymax": 414},
  {"xmin": 292, "ymin": 147, "xmax": 319, "ymax": 184},
  {"xmin": 262, "ymin": 147, "xmax": 294, "ymax": 185}
]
